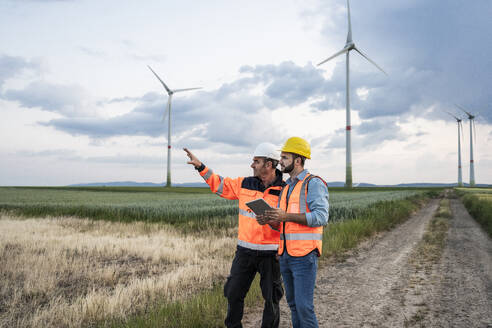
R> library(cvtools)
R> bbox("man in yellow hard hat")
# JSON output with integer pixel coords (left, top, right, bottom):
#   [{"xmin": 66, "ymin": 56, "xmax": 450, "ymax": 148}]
[{"xmin": 258, "ymin": 136, "xmax": 329, "ymax": 328}]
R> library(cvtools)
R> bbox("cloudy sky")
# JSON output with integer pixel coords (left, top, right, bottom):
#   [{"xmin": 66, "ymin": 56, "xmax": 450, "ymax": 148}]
[{"xmin": 1, "ymin": 0, "xmax": 491, "ymax": 186}]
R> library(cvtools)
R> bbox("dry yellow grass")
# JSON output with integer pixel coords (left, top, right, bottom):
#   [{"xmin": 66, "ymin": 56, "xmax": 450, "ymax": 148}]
[
  {"xmin": 0, "ymin": 214, "xmax": 236, "ymax": 328},
  {"xmin": 477, "ymin": 194, "xmax": 492, "ymax": 201}
]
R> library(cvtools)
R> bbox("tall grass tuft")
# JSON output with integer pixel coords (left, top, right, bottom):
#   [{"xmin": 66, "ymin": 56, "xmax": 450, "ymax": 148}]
[
  {"xmin": 106, "ymin": 278, "xmax": 262, "ymax": 328},
  {"xmin": 460, "ymin": 192, "xmax": 492, "ymax": 237}
]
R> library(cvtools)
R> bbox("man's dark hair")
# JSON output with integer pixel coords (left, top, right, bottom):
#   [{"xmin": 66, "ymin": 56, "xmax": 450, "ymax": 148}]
[{"xmin": 264, "ymin": 158, "xmax": 279, "ymax": 169}]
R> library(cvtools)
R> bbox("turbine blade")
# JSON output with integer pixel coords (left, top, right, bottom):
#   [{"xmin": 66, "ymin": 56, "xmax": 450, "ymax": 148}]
[
  {"xmin": 162, "ymin": 95, "xmax": 171, "ymax": 123},
  {"xmin": 445, "ymin": 111, "xmax": 460, "ymax": 121},
  {"xmin": 354, "ymin": 47, "xmax": 388, "ymax": 75},
  {"xmin": 346, "ymin": 0, "xmax": 353, "ymax": 43},
  {"xmin": 455, "ymin": 104, "xmax": 474, "ymax": 119},
  {"xmin": 317, "ymin": 48, "xmax": 349, "ymax": 66},
  {"xmin": 148, "ymin": 65, "xmax": 172, "ymax": 94},
  {"xmin": 172, "ymin": 87, "xmax": 202, "ymax": 93}
]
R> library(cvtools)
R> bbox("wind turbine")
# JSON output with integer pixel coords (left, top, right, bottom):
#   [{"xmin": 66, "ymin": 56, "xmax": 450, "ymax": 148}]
[
  {"xmin": 148, "ymin": 65, "xmax": 201, "ymax": 188},
  {"xmin": 456, "ymin": 104, "xmax": 476, "ymax": 187},
  {"xmin": 446, "ymin": 111, "xmax": 464, "ymax": 187},
  {"xmin": 317, "ymin": 0, "xmax": 387, "ymax": 189}
]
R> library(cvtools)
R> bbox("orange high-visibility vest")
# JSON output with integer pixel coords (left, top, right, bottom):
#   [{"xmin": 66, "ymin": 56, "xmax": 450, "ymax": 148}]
[
  {"xmin": 200, "ymin": 166, "xmax": 284, "ymax": 252},
  {"xmin": 278, "ymin": 173, "xmax": 324, "ymax": 257}
]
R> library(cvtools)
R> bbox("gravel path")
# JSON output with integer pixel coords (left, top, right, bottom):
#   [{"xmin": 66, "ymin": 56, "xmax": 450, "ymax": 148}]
[
  {"xmin": 426, "ymin": 199, "xmax": 492, "ymax": 328},
  {"xmin": 242, "ymin": 197, "xmax": 492, "ymax": 327}
]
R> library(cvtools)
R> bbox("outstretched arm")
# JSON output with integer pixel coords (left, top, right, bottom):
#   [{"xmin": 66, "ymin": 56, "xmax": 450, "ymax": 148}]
[{"xmin": 183, "ymin": 147, "xmax": 240, "ymax": 200}]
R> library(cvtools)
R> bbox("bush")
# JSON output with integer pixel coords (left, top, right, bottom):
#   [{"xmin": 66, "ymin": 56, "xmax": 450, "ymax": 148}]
[{"xmin": 462, "ymin": 194, "xmax": 492, "ymax": 237}]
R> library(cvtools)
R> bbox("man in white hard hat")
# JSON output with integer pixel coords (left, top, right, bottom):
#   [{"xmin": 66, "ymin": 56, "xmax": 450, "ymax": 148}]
[{"xmin": 184, "ymin": 143, "xmax": 285, "ymax": 328}]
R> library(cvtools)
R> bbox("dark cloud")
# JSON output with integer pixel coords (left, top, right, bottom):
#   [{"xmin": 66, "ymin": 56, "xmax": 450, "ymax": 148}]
[
  {"xmin": 0, "ymin": 54, "xmax": 39, "ymax": 89},
  {"xmin": 312, "ymin": 0, "xmax": 492, "ymax": 123},
  {"xmin": 324, "ymin": 129, "xmax": 345, "ymax": 149},
  {"xmin": 14, "ymin": 0, "xmax": 75, "ymax": 2},
  {"xmin": 4, "ymin": 81, "xmax": 93, "ymax": 117},
  {"xmin": 43, "ymin": 71, "xmax": 289, "ymax": 148},
  {"xmin": 15, "ymin": 149, "xmax": 162, "ymax": 166},
  {"xmin": 42, "ymin": 101, "xmax": 164, "ymax": 138},
  {"xmin": 241, "ymin": 61, "xmax": 334, "ymax": 108},
  {"xmin": 0, "ymin": 57, "xmax": 84, "ymax": 116},
  {"xmin": 103, "ymin": 92, "xmax": 160, "ymax": 104},
  {"xmin": 324, "ymin": 118, "xmax": 408, "ymax": 151},
  {"xmin": 87, "ymin": 154, "xmax": 162, "ymax": 166}
]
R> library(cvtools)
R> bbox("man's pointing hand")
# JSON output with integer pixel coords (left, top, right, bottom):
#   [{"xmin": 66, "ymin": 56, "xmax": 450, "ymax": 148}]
[{"xmin": 183, "ymin": 148, "xmax": 202, "ymax": 169}]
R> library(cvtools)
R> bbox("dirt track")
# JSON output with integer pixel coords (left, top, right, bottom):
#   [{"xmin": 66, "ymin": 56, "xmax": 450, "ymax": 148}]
[{"xmin": 243, "ymin": 198, "xmax": 492, "ymax": 327}]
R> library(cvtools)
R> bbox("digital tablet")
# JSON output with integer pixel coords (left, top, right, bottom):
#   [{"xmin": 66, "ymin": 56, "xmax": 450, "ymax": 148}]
[{"xmin": 245, "ymin": 198, "xmax": 274, "ymax": 216}]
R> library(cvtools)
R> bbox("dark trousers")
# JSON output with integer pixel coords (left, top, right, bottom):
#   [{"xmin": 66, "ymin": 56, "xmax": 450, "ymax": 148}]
[{"xmin": 224, "ymin": 249, "xmax": 284, "ymax": 328}]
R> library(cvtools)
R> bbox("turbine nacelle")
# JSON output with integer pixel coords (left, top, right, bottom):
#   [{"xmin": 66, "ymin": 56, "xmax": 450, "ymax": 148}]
[
  {"xmin": 456, "ymin": 104, "xmax": 475, "ymax": 120},
  {"xmin": 345, "ymin": 41, "xmax": 355, "ymax": 50},
  {"xmin": 445, "ymin": 111, "xmax": 462, "ymax": 123}
]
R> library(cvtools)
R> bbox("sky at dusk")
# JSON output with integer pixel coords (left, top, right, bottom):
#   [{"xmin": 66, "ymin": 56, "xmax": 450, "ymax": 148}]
[{"xmin": 1, "ymin": 0, "xmax": 491, "ymax": 186}]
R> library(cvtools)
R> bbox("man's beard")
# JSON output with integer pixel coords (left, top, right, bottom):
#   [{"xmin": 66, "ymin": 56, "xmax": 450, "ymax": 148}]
[{"xmin": 282, "ymin": 162, "xmax": 294, "ymax": 174}]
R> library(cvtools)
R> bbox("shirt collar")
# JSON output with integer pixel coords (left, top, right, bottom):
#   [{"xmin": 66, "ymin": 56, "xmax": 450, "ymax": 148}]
[{"xmin": 286, "ymin": 169, "xmax": 309, "ymax": 185}]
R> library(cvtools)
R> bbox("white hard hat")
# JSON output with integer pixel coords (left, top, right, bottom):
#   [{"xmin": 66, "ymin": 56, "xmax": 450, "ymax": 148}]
[{"xmin": 253, "ymin": 142, "xmax": 280, "ymax": 161}]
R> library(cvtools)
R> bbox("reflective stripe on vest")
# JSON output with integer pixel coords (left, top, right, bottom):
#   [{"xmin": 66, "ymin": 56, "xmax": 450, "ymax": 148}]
[
  {"xmin": 239, "ymin": 208, "xmax": 256, "ymax": 219},
  {"xmin": 215, "ymin": 176, "xmax": 224, "ymax": 196},
  {"xmin": 280, "ymin": 233, "xmax": 323, "ymax": 241},
  {"xmin": 299, "ymin": 176, "xmax": 310, "ymax": 212},
  {"xmin": 202, "ymin": 169, "xmax": 213, "ymax": 181},
  {"xmin": 237, "ymin": 239, "xmax": 278, "ymax": 251}
]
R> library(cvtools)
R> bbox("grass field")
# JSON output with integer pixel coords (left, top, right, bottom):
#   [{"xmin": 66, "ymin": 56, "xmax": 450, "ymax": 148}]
[
  {"xmin": 0, "ymin": 186, "xmax": 439, "ymax": 327},
  {"xmin": 0, "ymin": 187, "xmax": 428, "ymax": 230},
  {"xmin": 455, "ymin": 187, "xmax": 492, "ymax": 237}
]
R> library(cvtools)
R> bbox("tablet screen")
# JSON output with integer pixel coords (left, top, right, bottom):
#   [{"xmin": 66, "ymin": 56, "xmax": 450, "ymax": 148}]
[{"xmin": 245, "ymin": 198, "xmax": 274, "ymax": 216}]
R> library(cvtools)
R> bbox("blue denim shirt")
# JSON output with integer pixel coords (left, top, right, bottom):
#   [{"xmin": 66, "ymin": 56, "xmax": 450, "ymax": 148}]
[{"xmin": 282, "ymin": 169, "xmax": 329, "ymax": 227}]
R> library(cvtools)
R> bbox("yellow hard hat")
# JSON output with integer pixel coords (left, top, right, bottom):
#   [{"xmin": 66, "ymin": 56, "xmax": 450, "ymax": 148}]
[{"xmin": 280, "ymin": 137, "xmax": 311, "ymax": 159}]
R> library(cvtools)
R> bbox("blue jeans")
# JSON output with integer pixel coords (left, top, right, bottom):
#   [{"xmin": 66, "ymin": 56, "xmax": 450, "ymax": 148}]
[{"xmin": 279, "ymin": 251, "xmax": 318, "ymax": 328}]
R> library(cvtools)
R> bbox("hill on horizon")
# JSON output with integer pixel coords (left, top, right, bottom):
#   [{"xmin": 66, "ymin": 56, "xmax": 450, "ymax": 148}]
[{"xmin": 68, "ymin": 181, "xmax": 492, "ymax": 188}]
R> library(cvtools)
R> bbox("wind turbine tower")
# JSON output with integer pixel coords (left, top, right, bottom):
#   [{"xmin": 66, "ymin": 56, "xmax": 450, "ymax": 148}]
[
  {"xmin": 317, "ymin": 0, "xmax": 387, "ymax": 188},
  {"xmin": 456, "ymin": 105, "xmax": 476, "ymax": 187},
  {"xmin": 148, "ymin": 66, "xmax": 201, "ymax": 187},
  {"xmin": 446, "ymin": 112, "xmax": 463, "ymax": 187}
]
